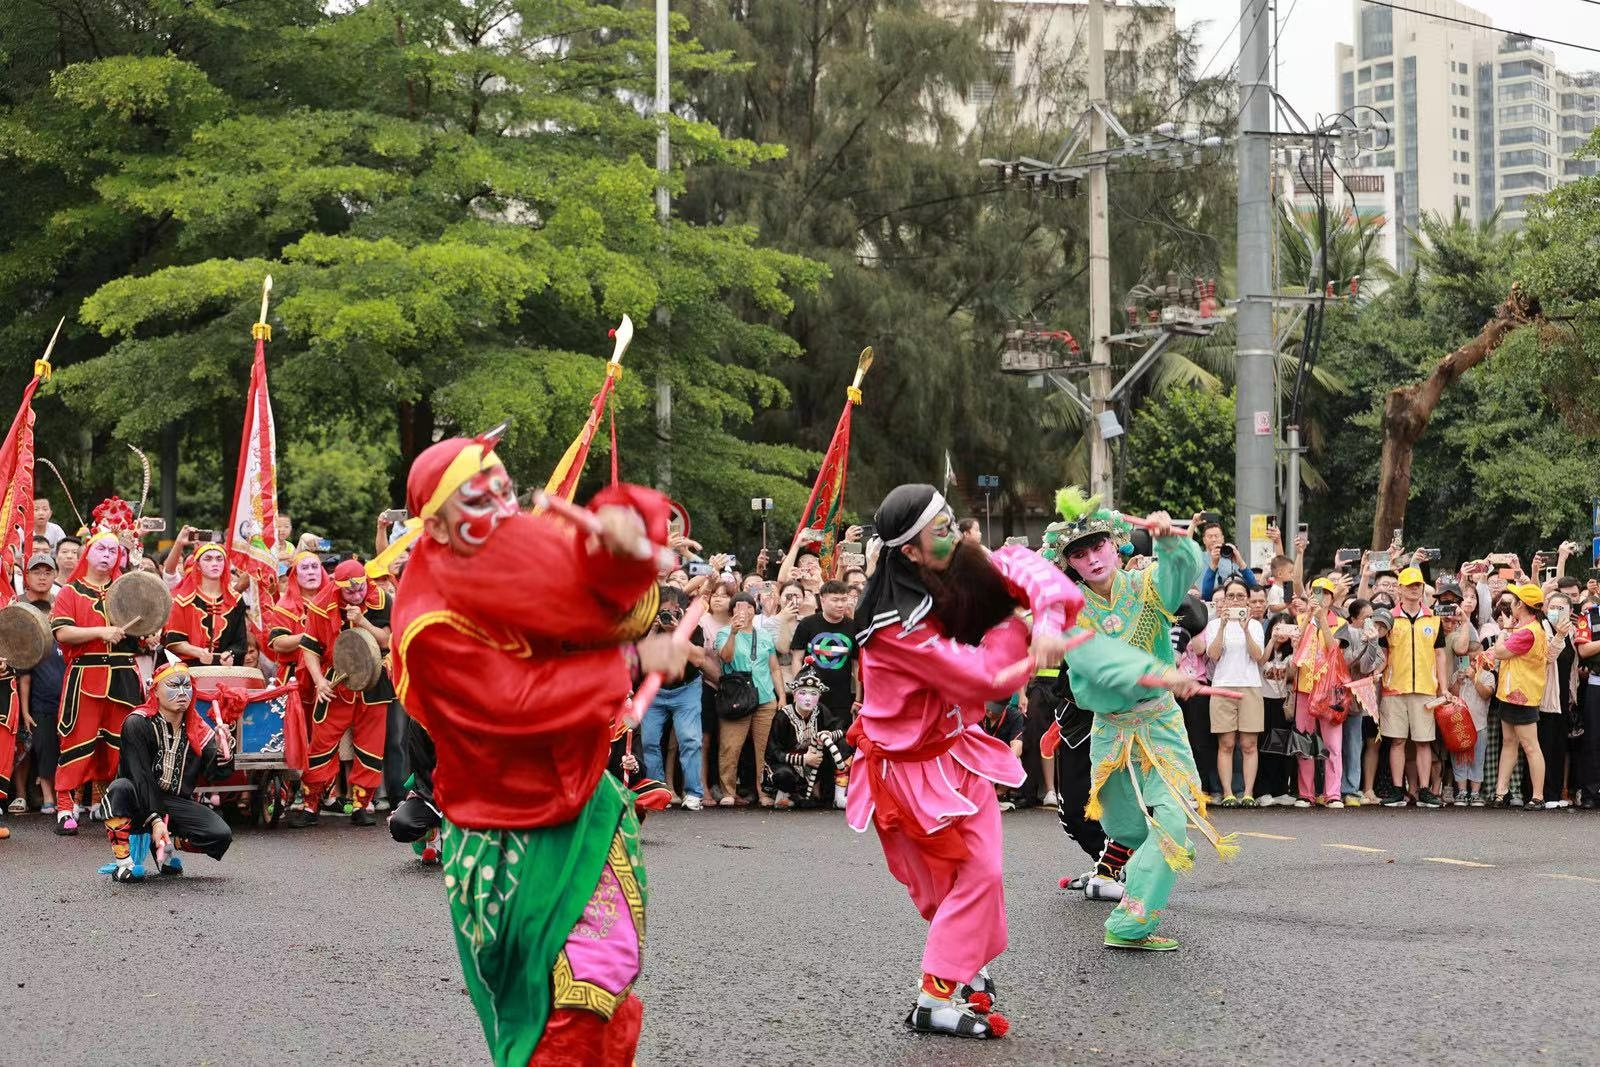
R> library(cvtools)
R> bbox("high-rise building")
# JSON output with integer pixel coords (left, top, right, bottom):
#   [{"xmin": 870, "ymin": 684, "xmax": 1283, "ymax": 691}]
[{"xmin": 1333, "ymin": 0, "xmax": 1598, "ymax": 269}]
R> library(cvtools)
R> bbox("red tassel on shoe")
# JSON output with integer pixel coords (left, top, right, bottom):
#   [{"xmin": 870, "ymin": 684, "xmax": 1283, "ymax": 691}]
[
  {"xmin": 986, "ymin": 1012, "xmax": 1011, "ymax": 1038},
  {"xmin": 968, "ymin": 990, "xmax": 993, "ymax": 1013}
]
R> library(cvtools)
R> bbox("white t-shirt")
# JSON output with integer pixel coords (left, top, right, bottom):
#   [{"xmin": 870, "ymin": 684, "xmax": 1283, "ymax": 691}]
[{"xmin": 1201, "ymin": 616, "xmax": 1265, "ymax": 688}]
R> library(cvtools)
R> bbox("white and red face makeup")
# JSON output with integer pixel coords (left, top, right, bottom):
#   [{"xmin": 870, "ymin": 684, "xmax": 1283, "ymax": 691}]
[
  {"xmin": 793, "ymin": 689, "xmax": 821, "ymax": 714},
  {"xmin": 451, "ymin": 464, "xmax": 519, "ymax": 548},
  {"xmin": 85, "ymin": 536, "xmax": 120, "ymax": 575},
  {"xmin": 158, "ymin": 671, "xmax": 193, "ymax": 712},
  {"xmin": 295, "ymin": 554, "xmax": 324, "ymax": 590},
  {"xmin": 197, "ymin": 548, "xmax": 227, "ymax": 581},
  {"xmin": 339, "ymin": 580, "xmax": 367, "ymax": 606},
  {"xmin": 1067, "ymin": 538, "xmax": 1120, "ymax": 583}
]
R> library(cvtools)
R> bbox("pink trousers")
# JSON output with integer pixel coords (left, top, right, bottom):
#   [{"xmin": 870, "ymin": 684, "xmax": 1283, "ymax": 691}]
[
  {"xmin": 1294, "ymin": 691, "xmax": 1344, "ymax": 801},
  {"xmin": 875, "ymin": 770, "xmax": 1006, "ymax": 982}
]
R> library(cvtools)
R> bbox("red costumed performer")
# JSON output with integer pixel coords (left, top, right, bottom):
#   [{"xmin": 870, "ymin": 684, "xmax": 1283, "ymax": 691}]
[
  {"xmin": 388, "ymin": 429, "xmax": 687, "ymax": 1067},
  {"xmin": 286, "ymin": 557, "xmax": 393, "ymax": 826},
  {"xmin": 51, "ymin": 499, "xmax": 143, "ymax": 835}
]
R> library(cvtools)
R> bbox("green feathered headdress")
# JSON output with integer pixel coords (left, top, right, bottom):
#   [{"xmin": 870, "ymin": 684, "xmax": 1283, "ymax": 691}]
[{"xmin": 1039, "ymin": 486, "xmax": 1133, "ymax": 563}]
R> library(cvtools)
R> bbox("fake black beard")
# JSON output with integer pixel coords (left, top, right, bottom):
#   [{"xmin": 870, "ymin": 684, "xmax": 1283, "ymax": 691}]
[{"xmin": 921, "ymin": 541, "xmax": 1021, "ymax": 646}]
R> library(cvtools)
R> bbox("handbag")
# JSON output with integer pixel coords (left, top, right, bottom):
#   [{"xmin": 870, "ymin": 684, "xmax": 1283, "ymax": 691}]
[
  {"xmin": 1262, "ymin": 726, "xmax": 1293, "ymax": 757},
  {"xmin": 716, "ymin": 631, "xmax": 761, "ymax": 721},
  {"xmin": 1286, "ymin": 728, "xmax": 1326, "ymax": 760}
]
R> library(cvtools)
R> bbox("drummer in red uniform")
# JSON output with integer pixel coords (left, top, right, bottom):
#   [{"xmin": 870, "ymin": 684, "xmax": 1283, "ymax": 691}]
[
  {"xmin": 285, "ymin": 558, "xmax": 392, "ymax": 828},
  {"xmin": 51, "ymin": 522, "xmax": 143, "ymax": 835},
  {"xmin": 388, "ymin": 430, "xmax": 688, "ymax": 1067},
  {"xmin": 163, "ymin": 541, "xmax": 249, "ymax": 668}
]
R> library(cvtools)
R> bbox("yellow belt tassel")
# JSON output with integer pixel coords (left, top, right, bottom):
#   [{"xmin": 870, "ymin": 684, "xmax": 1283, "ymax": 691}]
[
  {"xmin": 1215, "ymin": 832, "xmax": 1242, "ymax": 863},
  {"xmin": 1157, "ymin": 833, "xmax": 1195, "ymax": 872},
  {"xmin": 1084, "ymin": 735, "xmax": 1130, "ymax": 823}
]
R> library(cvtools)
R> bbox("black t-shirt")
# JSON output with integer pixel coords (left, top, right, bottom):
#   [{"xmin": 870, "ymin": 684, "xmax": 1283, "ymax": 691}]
[
  {"xmin": 982, "ymin": 703, "xmax": 1025, "ymax": 746},
  {"xmin": 789, "ymin": 611, "xmax": 860, "ymax": 708}
]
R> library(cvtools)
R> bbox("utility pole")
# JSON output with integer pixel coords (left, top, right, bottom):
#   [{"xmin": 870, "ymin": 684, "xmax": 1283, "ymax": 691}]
[
  {"xmin": 653, "ymin": 0, "xmax": 672, "ymax": 493},
  {"xmin": 1234, "ymin": 0, "xmax": 1275, "ymax": 553},
  {"xmin": 1086, "ymin": 0, "xmax": 1113, "ymax": 505}
]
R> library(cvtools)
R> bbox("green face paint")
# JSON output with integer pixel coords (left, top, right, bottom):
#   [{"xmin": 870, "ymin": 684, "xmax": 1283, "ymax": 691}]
[{"xmin": 930, "ymin": 532, "xmax": 957, "ymax": 560}]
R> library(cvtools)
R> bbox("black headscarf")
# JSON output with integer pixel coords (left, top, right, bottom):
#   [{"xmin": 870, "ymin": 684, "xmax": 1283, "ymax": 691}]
[{"xmin": 853, "ymin": 484, "xmax": 948, "ymax": 643}]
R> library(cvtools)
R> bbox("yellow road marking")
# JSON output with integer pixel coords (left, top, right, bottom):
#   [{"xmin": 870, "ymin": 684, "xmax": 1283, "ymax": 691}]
[
  {"xmin": 1241, "ymin": 831, "xmax": 1296, "ymax": 841},
  {"xmin": 1323, "ymin": 843, "xmax": 1387, "ymax": 853},
  {"xmin": 1539, "ymin": 873, "xmax": 1600, "ymax": 885},
  {"xmin": 1424, "ymin": 857, "xmax": 1495, "ymax": 868}
]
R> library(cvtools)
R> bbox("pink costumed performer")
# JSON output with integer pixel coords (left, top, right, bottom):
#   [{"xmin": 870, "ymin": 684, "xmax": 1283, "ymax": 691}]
[{"xmin": 846, "ymin": 483, "xmax": 1088, "ymax": 1041}]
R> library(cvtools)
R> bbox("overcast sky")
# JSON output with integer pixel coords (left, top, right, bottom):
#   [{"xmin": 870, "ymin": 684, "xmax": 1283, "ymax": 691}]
[{"xmin": 1171, "ymin": 0, "xmax": 1600, "ymax": 123}]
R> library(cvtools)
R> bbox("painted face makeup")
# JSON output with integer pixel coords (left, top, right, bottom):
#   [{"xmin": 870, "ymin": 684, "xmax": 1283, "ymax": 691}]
[
  {"xmin": 453, "ymin": 464, "xmax": 519, "ymax": 547},
  {"xmin": 296, "ymin": 555, "xmax": 323, "ymax": 590},
  {"xmin": 197, "ymin": 548, "xmax": 227, "ymax": 580},
  {"xmin": 1068, "ymin": 538, "xmax": 1120, "ymax": 583},
  {"xmin": 339, "ymin": 580, "xmax": 367, "ymax": 605},
  {"xmin": 925, "ymin": 510, "xmax": 957, "ymax": 561},
  {"xmin": 793, "ymin": 690, "xmax": 821, "ymax": 713},
  {"xmin": 85, "ymin": 537, "xmax": 120, "ymax": 574},
  {"xmin": 159, "ymin": 673, "xmax": 193, "ymax": 711}
]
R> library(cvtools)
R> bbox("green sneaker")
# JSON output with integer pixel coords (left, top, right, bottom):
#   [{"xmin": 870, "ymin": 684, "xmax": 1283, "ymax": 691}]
[{"xmin": 1104, "ymin": 932, "xmax": 1180, "ymax": 952}]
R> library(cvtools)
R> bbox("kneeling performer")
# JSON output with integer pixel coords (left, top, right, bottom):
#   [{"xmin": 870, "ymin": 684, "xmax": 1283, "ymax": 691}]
[{"xmin": 100, "ymin": 658, "xmax": 234, "ymax": 882}]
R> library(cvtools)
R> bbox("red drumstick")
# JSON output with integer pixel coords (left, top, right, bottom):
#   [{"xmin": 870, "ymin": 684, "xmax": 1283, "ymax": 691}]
[
  {"xmin": 533, "ymin": 489, "xmax": 678, "ymax": 570},
  {"xmin": 992, "ymin": 629, "xmax": 1095, "ymax": 690},
  {"xmin": 1138, "ymin": 673, "xmax": 1243, "ymax": 701},
  {"xmin": 1122, "ymin": 514, "xmax": 1192, "ymax": 533},
  {"xmin": 629, "ymin": 599, "xmax": 707, "ymax": 718}
]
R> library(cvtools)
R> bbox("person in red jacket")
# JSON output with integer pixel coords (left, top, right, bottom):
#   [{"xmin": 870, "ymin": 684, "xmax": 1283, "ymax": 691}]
[
  {"xmin": 388, "ymin": 428, "xmax": 688, "ymax": 1067},
  {"xmin": 52, "ymin": 519, "xmax": 143, "ymax": 835}
]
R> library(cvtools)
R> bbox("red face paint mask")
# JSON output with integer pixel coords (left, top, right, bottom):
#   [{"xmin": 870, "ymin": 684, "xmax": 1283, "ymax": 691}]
[{"xmin": 453, "ymin": 466, "xmax": 519, "ymax": 547}]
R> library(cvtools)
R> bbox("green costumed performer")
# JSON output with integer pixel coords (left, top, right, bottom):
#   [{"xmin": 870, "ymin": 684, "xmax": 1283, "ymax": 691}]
[{"xmin": 1049, "ymin": 488, "xmax": 1240, "ymax": 951}]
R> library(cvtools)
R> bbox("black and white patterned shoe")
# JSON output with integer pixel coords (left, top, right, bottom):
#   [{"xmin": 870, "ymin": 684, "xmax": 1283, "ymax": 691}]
[
  {"xmin": 959, "ymin": 967, "xmax": 998, "ymax": 1014},
  {"xmin": 904, "ymin": 996, "xmax": 1008, "ymax": 1039}
]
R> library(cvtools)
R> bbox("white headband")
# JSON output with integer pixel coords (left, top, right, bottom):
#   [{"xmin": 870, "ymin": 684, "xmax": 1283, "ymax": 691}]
[{"xmin": 884, "ymin": 492, "xmax": 949, "ymax": 548}]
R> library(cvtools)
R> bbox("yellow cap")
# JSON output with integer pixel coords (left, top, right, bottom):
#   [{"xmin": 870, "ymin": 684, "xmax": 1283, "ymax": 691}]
[
  {"xmin": 1507, "ymin": 583, "xmax": 1544, "ymax": 609},
  {"xmin": 1311, "ymin": 577, "xmax": 1339, "ymax": 594},
  {"xmin": 1398, "ymin": 567, "xmax": 1425, "ymax": 586}
]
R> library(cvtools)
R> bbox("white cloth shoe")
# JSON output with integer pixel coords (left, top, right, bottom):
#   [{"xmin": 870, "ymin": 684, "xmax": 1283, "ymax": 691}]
[
  {"xmin": 1084, "ymin": 874, "xmax": 1125, "ymax": 902},
  {"xmin": 682, "ymin": 795, "xmax": 704, "ymax": 811},
  {"xmin": 833, "ymin": 786, "xmax": 848, "ymax": 810},
  {"xmin": 1041, "ymin": 791, "xmax": 1060, "ymax": 809}
]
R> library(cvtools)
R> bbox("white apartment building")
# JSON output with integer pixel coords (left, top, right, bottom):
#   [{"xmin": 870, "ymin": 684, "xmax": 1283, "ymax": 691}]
[{"xmin": 1334, "ymin": 0, "xmax": 1599, "ymax": 269}]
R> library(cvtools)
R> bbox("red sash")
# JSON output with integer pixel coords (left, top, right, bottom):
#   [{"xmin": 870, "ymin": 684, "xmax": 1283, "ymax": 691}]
[{"xmin": 846, "ymin": 718, "xmax": 968, "ymax": 861}]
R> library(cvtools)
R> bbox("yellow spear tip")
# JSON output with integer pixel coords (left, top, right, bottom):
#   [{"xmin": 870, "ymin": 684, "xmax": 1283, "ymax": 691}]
[{"xmin": 263, "ymin": 274, "xmax": 273, "ymax": 291}]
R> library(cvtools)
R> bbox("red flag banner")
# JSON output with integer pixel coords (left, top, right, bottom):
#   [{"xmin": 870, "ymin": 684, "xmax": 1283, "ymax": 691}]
[
  {"xmin": 790, "ymin": 347, "xmax": 873, "ymax": 579},
  {"xmin": 227, "ymin": 283, "xmax": 280, "ymax": 584},
  {"xmin": 0, "ymin": 330, "xmax": 55, "ymax": 601},
  {"xmin": 545, "ymin": 315, "xmax": 633, "ymax": 501}
]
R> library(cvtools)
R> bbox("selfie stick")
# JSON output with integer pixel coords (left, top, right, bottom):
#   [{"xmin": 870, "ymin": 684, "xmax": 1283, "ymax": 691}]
[{"xmin": 630, "ymin": 599, "xmax": 706, "ymax": 719}]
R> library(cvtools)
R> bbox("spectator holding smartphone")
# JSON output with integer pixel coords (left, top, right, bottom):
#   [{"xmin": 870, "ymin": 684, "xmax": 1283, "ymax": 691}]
[
  {"xmin": 1378, "ymin": 568, "xmax": 1447, "ymax": 808},
  {"xmin": 1486, "ymin": 584, "xmax": 1549, "ymax": 807},
  {"xmin": 1199, "ymin": 522, "xmax": 1258, "ymax": 600},
  {"xmin": 1202, "ymin": 578, "xmax": 1267, "ymax": 806},
  {"xmin": 717, "ymin": 593, "xmax": 784, "ymax": 807}
]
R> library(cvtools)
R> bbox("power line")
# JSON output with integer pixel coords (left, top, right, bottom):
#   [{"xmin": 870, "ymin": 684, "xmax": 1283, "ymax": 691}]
[{"xmin": 1358, "ymin": 0, "xmax": 1600, "ymax": 56}]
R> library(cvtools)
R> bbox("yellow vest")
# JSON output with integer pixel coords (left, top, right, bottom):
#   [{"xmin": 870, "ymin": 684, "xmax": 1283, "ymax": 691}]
[
  {"xmin": 1294, "ymin": 612, "xmax": 1336, "ymax": 694},
  {"xmin": 1382, "ymin": 610, "xmax": 1442, "ymax": 697},
  {"xmin": 1496, "ymin": 621, "xmax": 1547, "ymax": 707}
]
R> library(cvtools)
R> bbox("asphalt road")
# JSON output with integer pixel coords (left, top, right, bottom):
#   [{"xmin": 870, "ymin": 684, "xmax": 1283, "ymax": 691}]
[{"xmin": 4, "ymin": 804, "xmax": 1598, "ymax": 1065}]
